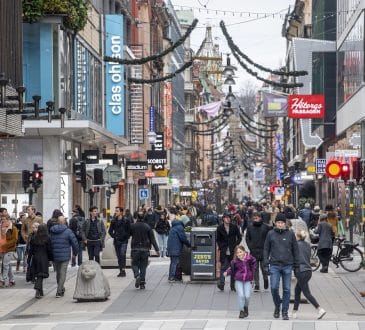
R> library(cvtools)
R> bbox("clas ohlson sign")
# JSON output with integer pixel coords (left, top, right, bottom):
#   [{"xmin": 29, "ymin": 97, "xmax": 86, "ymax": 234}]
[{"xmin": 105, "ymin": 15, "xmax": 124, "ymax": 136}]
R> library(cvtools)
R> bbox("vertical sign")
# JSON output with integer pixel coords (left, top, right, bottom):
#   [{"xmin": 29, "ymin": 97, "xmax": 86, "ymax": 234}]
[
  {"xmin": 105, "ymin": 15, "xmax": 124, "ymax": 136},
  {"xmin": 149, "ymin": 106, "xmax": 155, "ymax": 131},
  {"xmin": 60, "ymin": 174, "xmax": 70, "ymax": 219},
  {"xmin": 164, "ymin": 82, "xmax": 173, "ymax": 149},
  {"xmin": 152, "ymin": 132, "xmax": 165, "ymax": 171}
]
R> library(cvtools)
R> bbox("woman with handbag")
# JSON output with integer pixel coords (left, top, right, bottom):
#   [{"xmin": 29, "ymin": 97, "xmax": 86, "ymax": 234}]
[{"xmin": 27, "ymin": 224, "xmax": 53, "ymax": 298}]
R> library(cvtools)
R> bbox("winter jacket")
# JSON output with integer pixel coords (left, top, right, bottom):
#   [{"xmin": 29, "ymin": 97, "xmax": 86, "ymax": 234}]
[
  {"xmin": 155, "ymin": 218, "xmax": 170, "ymax": 235},
  {"xmin": 246, "ymin": 221, "xmax": 271, "ymax": 260},
  {"xmin": 50, "ymin": 224, "xmax": 78, "ymax": 262},
  {"xmin": 296, "ymin": 240, "xmax": 312, "ymax": 273},
  {"xmin": 47, "ymin": 217, "xmax": 59, "ymax": 234},
  {"xmin": 167, "ymin": 220, "xmax": 190, "ymax": 257},
  {"xmin": 108, "ymin": 216, "xmax": 131, "ymax": 243},
  {"xmin": 226, "ymin": 254, "xmax": 256, "ymax": 282},
  {"xmin": 0, "ymin": 225, "xmax": 18, "ymax": 252},
  {"xmin": 144, "ymin": 212, "xmax": 158, "ymax": 230},
  {"xmin": 299, "ymin": 208, "xmax": 312, "ymax": 227},
  {"xmin": 263, "ymin": 227, "xmax": 299, "ymax": 268},
  {"xmin": 69, "ymin": 215, "xmax": 85, "ymax": 241},
  {"xmin": 216, "ymin": 223, "xmax": 242, "ymax": 263},
  {"xmin": 314, "ymin": 221, "xmax": 334, "ymax": 250},
  {"xmin": 82, "ymin": 218, "xmax": 106, "ymax": 245},
  {"xmin": 28, "ymin": 238, "xmax": 53, "ymax": 278},
  {"xmin": 130, "ymin": 221, "xmax": 159, "ymax": 252}
]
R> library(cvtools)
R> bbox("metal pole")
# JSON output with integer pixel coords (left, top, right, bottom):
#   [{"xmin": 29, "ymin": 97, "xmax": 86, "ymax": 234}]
[
  {"xmin": 349, "ymin": 181, "xmax": 355, "ymax": 243},
  {"xmin": 28, "ymin": 189, "xmax": 33, "ymax": 206},
  {"xmin": 361, "ymin": 121, "xmax": 365, "ymax": 247}
]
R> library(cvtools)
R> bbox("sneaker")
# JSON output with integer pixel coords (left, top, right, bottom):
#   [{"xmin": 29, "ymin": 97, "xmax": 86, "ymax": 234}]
[
  {"xmin": 291, "ymin": 311, "xmax": 297, "ymax": 319},
  {"xmin": 217, "ymin": 283, "xmax": 224, "ymax": 291},
  {"xmin": 55, "ymin": 292, "xmax": 62, "ymax": 298},
  {"xmin": 264, "ymin": 279, "xmax": 269, "ymax": 290},
  {"xmin": 317, "ymin": 307, "xmax": 326, "ymax": 319},
  {"xmin": 135, "ymin": 276, "xmax": 141, "ymax": 288},
  {"xmin": 9, "ymin": 281, "xmax": 15, "ymax": 287},
  {"xmin": 140, "ymin": 283, "xmax": 145, "ymax": 290},
  {"xmin": 282, "ymin": 313, "xmax": 289, "ymax": 320},
  {"xmin": 168, "ymin": 278, "xmax": 175, "ymax": 283},
  {"xmin": 239, "ymin": 310, "xmax": 245, "ymax": 318},
  {"xmin": 254, "ymin": 285, "xmax": 260, "ymax": 292},
  {"xmin": 243, "ymin": 306, "xmax": 248, "ymax": 317},
  {"xmin": 273, "ymin": 306, "xmax": 280, "ymax": 318},
  {"xmin": 120, "ymin": 269, "xmax": 126, "ymax": 277}
]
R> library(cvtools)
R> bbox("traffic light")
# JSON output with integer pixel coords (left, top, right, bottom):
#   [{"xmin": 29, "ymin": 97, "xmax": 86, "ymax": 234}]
[
  {"xmin": 352, "ymin": 159, "xmax": 362, "ymax": 183},
  {"xmin": 74, "ymin": 161, "xmax": 87, "ymax": 191},
  {"xmin": 22, "ymin": 170, "xmax": 31, "ymax": 192},
  {"xmin": 32, "ymin": 163, "xmax": 43, "ymax": 192},
  {"xmin": 340, "ymin": 163, "xmax": 350, "ymax": 183}
]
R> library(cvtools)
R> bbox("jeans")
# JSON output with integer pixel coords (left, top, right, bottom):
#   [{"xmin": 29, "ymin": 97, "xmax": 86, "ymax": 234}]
[
  {"xmin": 0, "ymin": 252, "xmax": 14, "ymax": 284},
  {"xmin": 253, "ymin": 259, "xmax": 268, "ymax": 288},
  {"xmin": 131, "ymin": 250, "xmax": 149, "ymax": 283},
  {"xmin": 270, "ymin": 264, "xmax": 293, "ymax": 313},
  {"xmin": 71, "ymin": 241, "xmax": 83, "ymax": 266},
  {"xmin": 235, "ymin": 280, "xmax": 252, "ymax": 311},
  {"xmin": 157, "ymin": 234, "xmax": 168, "ymax": 257},
  {"xmin": 293, "ymin": 270, "xmax": 319, "ymax": 310},
  {"xmin": 87, "ymin": 240, "xmax": 102, "ymax": 264},
  {"xmin": 114, "ymin": 241, "xmax": 128, "ymax": 269},
  {"xmin": 219, "ymin": 254, "xmax": 234, "ymax": 288},
  {"xmin": 169, "ymin": 256, "xmax": 180, "ymax": 280},
  {"xmin": 16, "ymin": 244, "xmax": 27, "ymax": 268},
  {"xmin": 53, "ymin": 261, "xmax": 68, "ymax": 295}
]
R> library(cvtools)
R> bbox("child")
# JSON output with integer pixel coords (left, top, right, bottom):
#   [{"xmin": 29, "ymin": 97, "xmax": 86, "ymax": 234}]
[{"xmin": 224, "ymin": 245, "xmax": 256, "ymax": 318}]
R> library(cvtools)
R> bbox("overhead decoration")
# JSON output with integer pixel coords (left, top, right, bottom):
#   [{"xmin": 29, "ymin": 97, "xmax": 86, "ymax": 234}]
[
  {"xmin": 104, "ymin": 19, "xmax": 198, "ymax": 65},
  {"xmin": 199, "ymin": 101, "xmax": 222, "ymax": 117},
  {"xmin": 128, "ymin": 60, "xmax": 193, "ymax": 84},
  {"xmin": 220, "ymin": 21, "xmax": 307, "ymax": 77},
  {"xmin": 239, "ymin": 106, "xmax": 279, "ymax": 129}
]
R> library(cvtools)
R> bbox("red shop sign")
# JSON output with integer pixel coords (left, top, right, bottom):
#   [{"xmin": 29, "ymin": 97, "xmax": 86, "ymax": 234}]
[{"xmin": 288, "ymin": 94, "xmax": 325, "ymax": 119}]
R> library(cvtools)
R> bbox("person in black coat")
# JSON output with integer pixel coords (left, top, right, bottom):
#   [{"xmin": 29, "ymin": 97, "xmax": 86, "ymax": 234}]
[
  {"xmin": 27, "ymin": 224, "xmax": 53, "ymax": 299},
  {"xmin": 216, "ymin": 212, "xmax": 242, "ymax": 291},
  {"xmin": 69, "ymin": 208, "xmax": 85, "ymax": 267},
  {"xmin": 246, "ymin": 211, "xmax": 272, "ymax": 291},
  {"xmin": 130, "ymin": 218, "xmax": 159, "ymax": 289}
]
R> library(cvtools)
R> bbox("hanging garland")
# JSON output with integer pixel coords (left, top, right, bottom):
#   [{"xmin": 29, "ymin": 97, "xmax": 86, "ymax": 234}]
[
  {"xmin": 239, "ymin": 106, "xmax": 279, "ymax": 129},
  {"xmin": 231, "ymin": 49, "xmax": 303, "ymax": 88},
  {"xmin": 104, "ymin": 19, "xmax": 198, "ymax": 65},
  {"xmin": 239, "ymin": 111, "xmax": 277, "ymax": 134},
  {"xmin": 220, "ymin": 21, "xmax": 307, "ymax": 77},
  {"xmin": 128, "ymin": 60, "xmax": 193, "ymax": 84},
  {"xmin": 239, "ymin": 114, "xmax": 274, "ymax": 139}
]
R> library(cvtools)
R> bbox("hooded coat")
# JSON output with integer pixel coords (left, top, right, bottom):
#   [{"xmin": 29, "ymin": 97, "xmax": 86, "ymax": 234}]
[
  {"xmin": 167, "ymin": 220, "xmax": 190, "ymax": 257},
  {"xmin": 50, "ymin": 224, "xmax": 78, "ymax": 262}
]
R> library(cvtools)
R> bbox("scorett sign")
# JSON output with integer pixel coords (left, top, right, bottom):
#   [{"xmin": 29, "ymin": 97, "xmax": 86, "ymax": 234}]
[{"xmin": 288, "ymin": 94, "xmax": 325, "ymax": 119}]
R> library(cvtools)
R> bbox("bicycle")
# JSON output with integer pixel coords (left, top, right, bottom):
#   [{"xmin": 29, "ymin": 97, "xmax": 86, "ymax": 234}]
[{"xmin": 310, "ymin": 237, "xmax": 364, "ymax": 272}]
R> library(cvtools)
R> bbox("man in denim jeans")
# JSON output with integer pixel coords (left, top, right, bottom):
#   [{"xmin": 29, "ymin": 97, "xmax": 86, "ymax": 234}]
[{"xmin": 263, "ymin": 212, "xmax": 299, "ymax": 320}]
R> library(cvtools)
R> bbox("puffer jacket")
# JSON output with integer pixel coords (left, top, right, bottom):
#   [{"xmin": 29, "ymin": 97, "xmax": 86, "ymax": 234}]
[
  {"xmin": 226, "ymin": 254, "xmax": 256, "ymax": 282},
  {"xmin": 167, "ymin": 220, "xmax": 190, "ymax": 256},
  {"xmin": 50, "ymin": 224, "xmax": 78, "ymax": 262}
]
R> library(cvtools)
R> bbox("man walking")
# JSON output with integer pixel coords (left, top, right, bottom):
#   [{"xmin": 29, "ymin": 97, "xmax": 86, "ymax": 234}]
[
  {"xmin": 82, "ymin": 206, "xmax": 106, "ymax": 264},
  {"xmin": 216, "ymin": 212, "xmax": 242, "ymax": 291},
  {"xmin": 246, "ymin": 211, "xmax": 271, "ymax": 291},
  {"xmin": 69, "ymin": 208, "xmax": 85, "ymax": 267},
  {"xmin": 263, "ymin": 213, "xmax": 300, "ymax": 320},
  {"xmin": 108, "ymin": 207, "xmax": 131, "ymax": 277},
  {"xmin": 130, "ymin": 216, "xmax": 159, "ymax": 289}
]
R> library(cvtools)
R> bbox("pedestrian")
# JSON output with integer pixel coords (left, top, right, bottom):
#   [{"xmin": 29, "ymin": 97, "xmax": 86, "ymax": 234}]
[
  {"xmin": 27, "ymin": 224, "xmax": 53, "ymax": 298},
  {"xmin": 167, "ymin": 217, "xmax": 190, "ymax": 282},
  {"xmin": 47, "ymin": 209, "xmax": 63, "ymax": 234},
  {"xmin": 69, "ymin": 208, "xmax": 85, "ymax": 267},
  {"xmin": 15, "ymin": 213, "xmax": 27, "ymax": 273},
  {"xmin": 0, "ymin": 215, "xmax": 18, "ymax": 287},
  {"xmin": 292, "ymin": 230, "xmax": 326, "ymax": 319},
  {"xmin": 216, "ymin": 212, "xmax": 242, "ymax": 291},
  {"xmin": 130, "ymin": 215, "xmax": 160, "ymax": 289},
  {"xmin": 263, "ymin": 212, "xmax": 300, "ymax": 320},
  {"xmin": 298, "ymin": 202, "xmax": 312, "ymax": 228},
  {"xmin": 313, "ymin": 214, "xmax": 334, "ymax": 273},
  {"xmin": 50, "ymin": 215, "xmax": 78, "ymax": 297},
  {"xmin": 21, "ymin": 205, "xmax": 43, "ymax": 244},
  {"xmin": 223, "ymin": 245, "xmax": 256, "ymax": 318},
  {"xmin": 310, "ymin": 206, "xmax": 321, "ymax": 229},
  {"xmin": 108, "ymin": 206, "xmax": 131, "ymax": 277},
  {"xmin": 155, "ymin": 212, "xmax": 170, "ymax": 258},
  {"xmin": 327, "ymin": 211, "xmax": 338, "ymax": 238},
  {"xmin": 245, "ymin": 211, "xmax": 271, "ymax": 291},
  {"xmin": 82, "ymin": 206, "xmax": 106, "ymax": 264}
]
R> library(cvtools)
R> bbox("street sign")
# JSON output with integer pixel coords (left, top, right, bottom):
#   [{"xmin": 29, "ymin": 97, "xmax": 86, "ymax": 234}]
[
  {"xmin": 315, "ymin": 158, "xmax": 326, "ymax": 174},
  {"xmin": 139, "ymin": 188, "xmax": 149, "ymax": 200},
  {"xmin": 103, "ymin": 165, "xmax": 123, "ymax": 184}
]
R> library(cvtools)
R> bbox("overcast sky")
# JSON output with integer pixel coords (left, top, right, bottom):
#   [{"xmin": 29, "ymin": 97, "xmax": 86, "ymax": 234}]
[{"xmin": 171, "ymin": 0, "xmax": 295, "ymax": 90}]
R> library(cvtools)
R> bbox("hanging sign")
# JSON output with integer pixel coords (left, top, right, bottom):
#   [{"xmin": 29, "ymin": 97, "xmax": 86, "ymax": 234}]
[{"xmin": 288, "ymin": 94, "xmax": 325, "ymax": 118}]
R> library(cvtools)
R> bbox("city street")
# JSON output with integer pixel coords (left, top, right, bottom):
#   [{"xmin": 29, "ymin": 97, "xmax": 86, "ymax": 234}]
[{"xmin": 0, "ymin": 257, "xmax": 364, "ymax": 329}]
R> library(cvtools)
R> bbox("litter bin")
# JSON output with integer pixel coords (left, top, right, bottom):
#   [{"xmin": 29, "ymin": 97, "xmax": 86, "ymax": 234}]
[{"xmin": 190, "ymin": 227, "xmax": 216, "ymax": 281}]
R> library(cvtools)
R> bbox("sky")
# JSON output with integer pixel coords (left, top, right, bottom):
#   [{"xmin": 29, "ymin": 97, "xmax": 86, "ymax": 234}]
[{"xmin": 171, "ymin": 0, "xmax": 295, "ymax": 91}]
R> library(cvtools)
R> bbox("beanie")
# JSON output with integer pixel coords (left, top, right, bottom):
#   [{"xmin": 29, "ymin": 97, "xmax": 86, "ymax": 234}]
[{"xmin": 275, "ymin": 212, "xmax": 286, "ymax": 223}]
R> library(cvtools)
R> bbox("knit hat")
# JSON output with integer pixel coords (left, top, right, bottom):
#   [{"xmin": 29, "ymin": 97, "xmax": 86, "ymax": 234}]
[
  {"xmin": 313, "ymin": 205, "xmax": 320, "ymax": 213},
  {"xmin": 275, "ymin": 212, "xmax": 286, "ymax": 223}
]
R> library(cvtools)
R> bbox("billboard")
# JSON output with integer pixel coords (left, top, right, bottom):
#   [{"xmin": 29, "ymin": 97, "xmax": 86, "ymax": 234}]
[
  {"xmin": 261, "ymin": 91, "xmax": 287, "ymax": 117},
  {"xmin": 105, "ymin": 15, "xmax": 124, "ymax": 136}
]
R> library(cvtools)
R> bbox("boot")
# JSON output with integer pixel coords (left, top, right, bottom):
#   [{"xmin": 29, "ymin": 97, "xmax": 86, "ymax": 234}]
[
  {"xmin": 243, "ymin": 306, "xmax": 248, "ymax": 317},
  {"xmin": 35, "ymin": 289, "xmax": 41, "ymax": 299},
  {"xmin": 16, "ymin": 261, "xmax": 20, "ymax": 272}
]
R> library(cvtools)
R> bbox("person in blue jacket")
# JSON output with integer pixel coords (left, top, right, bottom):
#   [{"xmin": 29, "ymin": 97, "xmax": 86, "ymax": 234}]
[
  {"xmin": 50, "ymin": 215, "xmax": 78, "ymax": 298},
  {"xmin": 167, "ymin": 217, "xmax": 190, "ymax": 282}
]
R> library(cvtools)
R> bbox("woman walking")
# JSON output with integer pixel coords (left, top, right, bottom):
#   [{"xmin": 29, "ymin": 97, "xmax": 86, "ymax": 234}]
[
  {"xmin": 292, "ymin": 230, "xmax": 326, "ymax": 319},
  {"xmin": 27, "ymin": 224, "xmax": 53, "ymax": 298},
  {"xmin": 155, "ymin": 212, "xmax": 170, "ymax": 258},
  {"xmin": 224, "ymin": 245, "xmax": 256, "ymax": 318},
  {"xmin": 313, "ymin": 214, "xmax": 334, "ymax": 273}
]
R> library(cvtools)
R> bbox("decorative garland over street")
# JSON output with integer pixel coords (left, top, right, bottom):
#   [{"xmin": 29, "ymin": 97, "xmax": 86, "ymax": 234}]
[
  {"xmin": 104, "ymin": 19, "xmax": 198, "ymax": 65},
  {"xmin": 128, "ymin": 60, "xmax": 193, "ymax": 84},
  {"xmin": 220, "ymin": 21, "xmax": 307, "ymax": 77},
  {"xmin": 239, "ymin": 106, "xmax": 279, "ymax": 129}
]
